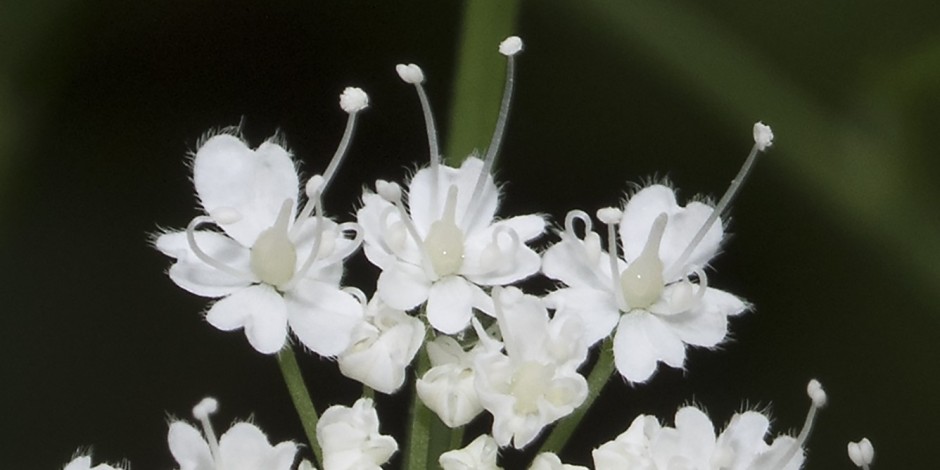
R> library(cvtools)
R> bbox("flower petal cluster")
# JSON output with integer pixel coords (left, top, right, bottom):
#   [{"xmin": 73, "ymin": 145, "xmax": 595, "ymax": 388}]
[
  {"xmin": 474, "ymin": 287, "xmax": 590, "ymax": 448},
  {"xmin": 357, "ymin": 157, "xmax": 544, "ymax": 334},
  {"xmin": 338, "ymin": 297, "xmax": 425, "ymax": 394},
  {"xmin": 317, "ymin": 398, "xmax": 398, "ymax": 470},
  {"xmin": 168, "ymin": 399, "xmax": 296, "ymax": 470},
  {"xmin": 592, "ymin": 407, "xmax": 803, "ymax": 470},
  {"xmin": 63, "ymin": 456, "xmax": 125, "ymax": 470},
  {"xmin": 543, "ymin": 184, "xmax": 747, "ymax": 383},
  {"xmin": 156, "ymin": 132, "xmax": 363, "ymax": 355},
  {"xmin": 439, "ymin": 434, "xmax": 502, "ymax": 470}
]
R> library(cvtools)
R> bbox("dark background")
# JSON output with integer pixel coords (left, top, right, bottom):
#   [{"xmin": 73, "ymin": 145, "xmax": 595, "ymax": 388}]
[{"xmin": 2, "ymin": 1, "xmax": 938, "ymax": 468}]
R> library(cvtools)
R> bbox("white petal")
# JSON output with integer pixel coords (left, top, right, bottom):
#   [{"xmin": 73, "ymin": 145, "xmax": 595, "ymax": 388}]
[
  {"xmin": 463, "ymin": 224, "xmax": 542, "ymax": 286},
  {"xmin": 613, "ymin": 311, "xmax": 686, "ymax": 383},
  {"xmin": 205, "ymin": 285, "xmax": 288, "ymax": 354},
  {"xmin": 427, "ymin": 276, "xmax": 474, "ymax": 334},
  {"xmin": 168, "ymin": 421, "xmax": 213, "ymax": 470},
  {"xmin": 286, "ymin": 280, "xmax": 364, "ymax": 357},
  {"xmin": 665, "ymin": 287, "xmax": 746, "ymax": 347},
  {"xmin": 545, "ymin": 288, "xmax": 620, "ymax": 346},
  {"xmin": 716, "ymin": 411, "xmax": 771, "ymax": 468},
  {"xmin": 156, "ymin": 231, "xmax": 252, "ymax": 297},
  {"xmin": 409, "ymin": 157, "xmax": 499, "ymax": 235},
  {"xmin": 193, "ymin": 134, "xmax": 299, "ymax": 246},
  {"xmin": 542, "ymin": 234, "xmax": 620, "ymax": 290},
  {"xmin": 356, "ymin": 192, "xmax": 420, "ymax": 268},
  {"xmin": 376, "ymin": 262, "xmax": 431, "ymax": 311}
]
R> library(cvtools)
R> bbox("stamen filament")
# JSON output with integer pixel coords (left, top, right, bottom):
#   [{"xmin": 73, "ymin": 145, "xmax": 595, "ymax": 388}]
[
  {"xmin": 667, "ymin": 140, "xmax": 766, "ymax": 279},
  {"xmin": 192, "ymin": 398, "xmax": 221, "ymax": 464},
  {"xmin": 185, "ymin": 216, "xmax": 253, "ymax": 281},
  {"xmin": 392, "ymin": 198, "xmax": 438, "ymax": 280},
  {"xmin": 603, "ymin": 220, "xmax": 626, "ymax": 311},
  {"xmin": 464, "ymin": 50, "xmax": 518, "ymax": 231},
  {"xmin": 286, "ymin": 197, "xmax": 326, "ymax": 290},
  {"xmin": 772, "ymin": 380, "xmax": 827, "ymax": 470},
  {"xmin": 319, "ymin": 110, "xmax": 361, "ymax": 195}
]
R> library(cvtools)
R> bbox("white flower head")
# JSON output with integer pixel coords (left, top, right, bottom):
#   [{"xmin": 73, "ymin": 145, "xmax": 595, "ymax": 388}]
[
  {"xmin": 156, "ymin": 117, "xmax": 367, "ymax": 355},
  {"xmin": 474, "ymin": 287, "xmax": 590, "ymax": 448},
  {"xmin": 439, "ymin": 434, "xmax": 502, "ymax": 470},
  {"xmin": 317, "ymin": 398, "xmax": 398, "ymax": 470},
  {"xmin": 63, "ymin": 455, "xmax": 125, "ymax": 470},
  {"xmin": 168, "ymin": 397, "xmax": 297, "ymax": 470},
  {"xmin": 358, "ymin": 36, "xmax": 543, "ymax": 334},
  {"xmin": 338, "ymin": 295, "xmax": 425, "ymax": 394}
]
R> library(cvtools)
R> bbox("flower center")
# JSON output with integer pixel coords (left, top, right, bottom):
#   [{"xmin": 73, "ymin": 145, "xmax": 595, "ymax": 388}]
[
  {"xmin": 620, "ymin": 213, "xmax": 667, "ymax": 310},
  {"xmin": 250, "ymin": 199, "xmax": 297, "ymax": 288},
  {"xmin": 510, "ymin": 361, "xmax": 553, "ymax": 415},
  {"xmin": 423, "ymin": 185, "xmax": 465, "ymax": 277}
]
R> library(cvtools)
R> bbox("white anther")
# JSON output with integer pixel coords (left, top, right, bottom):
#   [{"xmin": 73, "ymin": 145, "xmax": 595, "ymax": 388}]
[
  {"xmin": 305, "ymin": 174, "xmax": 325, "ymax": 198},
  {"xmin": 807, "ymin": 379, "xmax": 827, "ymax": 408},
  {"xmin": 376, "ymin": 180, "xmax": 402, "ymax": 203},
  {"xmin": 396, "ymin": 63, "xmax": 425, "ymax": 84},
  {"xmin": 499, "ymin": 36, "xmax": 524, "ymax": 56},
  {"xmin": 753, "ymin": 121, "xmax": 774, "ymax": 151},
  {"xmin": 848, "ymin": 438, "xmax": 874, "ymax": 468},
  {"xmin": 596, "ymin": 207, "xmax": 623, "ymax": 225},
  {"xmin": 340, "ymin": 87, "xmax": 369, "ymax": 113},
  {"xmin": 192, "ymin": 397, "xmax": 218, "ymax": 420},
  {"xmin": 210, "ymin": 207, "xmax": 241, "ymax": 225}
]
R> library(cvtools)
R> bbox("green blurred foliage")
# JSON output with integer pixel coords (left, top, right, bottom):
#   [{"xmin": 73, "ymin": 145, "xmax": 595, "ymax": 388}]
[{"xmin": 1, "ymin": 0, "xmax": 937, "ymax": 468}]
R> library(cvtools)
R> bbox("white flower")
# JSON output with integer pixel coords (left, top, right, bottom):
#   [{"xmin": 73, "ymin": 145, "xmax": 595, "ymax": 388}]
[
  {"xmin": 474, "ymin": 287, "xmax": 590, "ymax": 448},
  {"xmin": 156, "ymin": 130, "xmax": 364, "ymax": 355},
  {"xmin": 168, "ymin": 397, "xmax": 297, "ymax": 470},
  {"xmin": 416, "ymin": 335, "xmax": 490, "ymax": 427},
  {"xmin": 63, "ymin": 455, "xmax": 125, "ymax": 470},
  {"xmin": 543, "ymin": 184, "xmax": 747, "ymax": 383},
  {"xmin": 439, "ymin": 434, "xmax": 503, "ymax": 470},
  {"xmin": 529, "ymin": 453, "xmax": 589, "ymax": 470},
  {"xmin": 317, "ymin": 398, "xmax": 398, "ymax": 470},
  {"xmin": 358, "ymin": 37, "xmax": 543, "ymax": 334},
  {"xmin": 338, "ymin": 296, "xmax": 425, "ymax": 394},
  {"xmin": 592, "ymin": 414, "xmax": 661, "ymax": 470}
]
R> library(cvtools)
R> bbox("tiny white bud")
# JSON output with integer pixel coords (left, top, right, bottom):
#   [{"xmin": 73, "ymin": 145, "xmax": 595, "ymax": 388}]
[
  {"xmin": 192, "ymin": 397, "xmax": 218, "ymax": 420},
  {"xmin": 753, "ymin": 121, "xmax": 774, "ymax": 151},
  {"xmin": 396, "ymin": 63, "xmax": 425, "ymax": 84},
  {"xmin": 376, "ymin": 179, "xmax": 402, "ymax": 203},
  {"xmin": 305, "ymin": 174, "xmax": 325, "ymax": 198},
  {"xmin": 596, "ymin": 207, "xmax": 623, "ymax": 225},
  {"xmin": 807, "ymin": 378, "xmax": 827, "ymax": 408},
  {"xmin": 499, "ymin": 36, "xmax": 524, "ymax": 56},
  {"xmin": 340, "ymin": 87, "xmax": 369, "ymax": 113},
  {"xmin": 210, "ymin": 207, "xmax": 241, "ymax": 225},
  {"xmin": 847, "ymin": 438, "xmax": 874, "ymax": 467}
]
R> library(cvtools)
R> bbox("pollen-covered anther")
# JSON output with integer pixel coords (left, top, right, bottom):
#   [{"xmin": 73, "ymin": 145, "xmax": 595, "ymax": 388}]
[
  {"xmin": 848, "ymin": 438, "xmax": 875, "ymax": 468},
  {"xmin": 596, "ymin": 207, "xmax": 623, "ymax": 225},
  {"xmin": 340, "ymin": 87, "xmax": 369, "ymax": 113},
  {"xmin": 192, "ymin": 397, "xmax": 218, "ymax": 420},
  {"xmin": 396, "ymin": 63, "xmax": 425, "ymax": 84},
  {"xmin": 305, "ymin": 174, "xmax": 325, "ymax": 198},
  {"xmin": 499, "ymin": 36, "xmax": 524, "ymax": 56},
  {"xmin": 376, "ymin": 180, "xmax": 402, "ymax": 203},
  {"xmin": 807, "ymin": 378, "xmax": 827, "ymax": 408},
  {"xmin": 753, "ymin": 121, "xmax": 774, "ymax": 151}
]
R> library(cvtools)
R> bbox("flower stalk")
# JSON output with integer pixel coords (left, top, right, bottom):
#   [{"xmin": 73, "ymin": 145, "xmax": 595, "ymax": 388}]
[{"xmin": 277, "ymin": 346, "xmax": 323, "ymax": 466}]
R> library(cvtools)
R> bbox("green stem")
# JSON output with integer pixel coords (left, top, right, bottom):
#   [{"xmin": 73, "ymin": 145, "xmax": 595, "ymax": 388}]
[
  {"xmin": 404, "ymin": 346, "xmax": 433, "ymax": 470},
  {"xmin": 537, "ymin": 337, "xmax": 616, "ymax": 455},
  {"xmin": 277, "ymin": 346, "xmax": 323, "ymax": 466}
]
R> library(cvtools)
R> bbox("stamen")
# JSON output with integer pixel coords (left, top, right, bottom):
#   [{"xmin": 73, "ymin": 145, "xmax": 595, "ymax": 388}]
[
  {"xmin": 290, "ymin": 175, "xmax": 324, "ymax": 240},
  {"xmin": 479, "ymin": 226, "xmax": 521, "ymax": 274},
  {"xmin": 377, "ymin": 180, "xmax": 437, "ymax": 280},
  {"xmin": 250, "ymin": 199, "xmax": 297, "ymax": 288},
  {"xmin": 773, "ymin": 379, "xmax": 827, "ymax": 470},
  {"xmin": 597, "ymin": 207, "xmax": 626, "ymax": 311},
  {"xmin": 185, "ymin": 216, "xmax": 253, "ymax": 281},
  {"xmin": 342, "ymin": 286, "xmax": 368, "ymax": 308},
  {"xmin": 666, "ymin": 122, "xmax": 773, "ymax": 278},
  {"xmin": 320, "ymin": 88, "xmax": 369, "ymax": 195},
  {"xmin": 464, "ymin": 36, "xmax": 523, "ymax": 231},
  {"xmin": 620, "ymin": 213, "xmax": 668, "ymax": 310},
  {"xmin": 848, "ymin": 438, "xmax": 874, "ymax": 469},
  {"xmin": 396, "ymin": 63, "xmax": 440, "ymax": 169},
  {"xmin": 192, "ymin": 397, "xmax": 221, "ymax": 462}
]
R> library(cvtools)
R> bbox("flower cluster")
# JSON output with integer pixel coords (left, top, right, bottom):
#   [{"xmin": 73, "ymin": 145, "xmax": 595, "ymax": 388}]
[{"xmin": 65, "ymin": 36, "xmax": 875, "ymax": 470}]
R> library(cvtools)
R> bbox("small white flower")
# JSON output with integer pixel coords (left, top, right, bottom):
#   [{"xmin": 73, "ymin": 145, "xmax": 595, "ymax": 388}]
[
  {"xmin": 529, "ymin": 453, "xmax": 589, "ymax": 470},
  {"xmin": 474, "ymin": 287, "xmax": 590, "ymax": 448},
  {"xmin": 317, "ymin": 398, "xmax": 398, "ymax": 470},
  {"xmin": 338, "ymin": 296, "xmax": 425, "ymax": 394},
  {"xmin": 358, "ymin": 36, "xmax": 543, "ymax": 334},
  {"xmin": 168, "ymin": 397, "xmax": 297, "ymax": 470},
  {"xmin": 439, "ymin": 434, "xmax": 502, "ymax": 470},
  {"xmin": 592, "ymin": 414, "xmax": 661, "ymax": 470},
  {"xmin": 63, "ymin": 455, "xmax": 125, "ymax": 470},
  {"xmin": 543, "ymin": 184, "xmax": 747, "ymax": 383},
  {"xmin": 156, "ymin": 130, "xmax": 364, "ymax": 355},
  {"xmin": 416, "ymin": 335, "xmax": 491, "ymax": 427}
]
